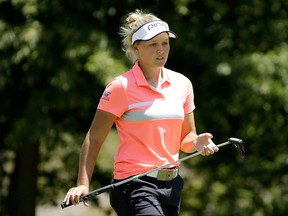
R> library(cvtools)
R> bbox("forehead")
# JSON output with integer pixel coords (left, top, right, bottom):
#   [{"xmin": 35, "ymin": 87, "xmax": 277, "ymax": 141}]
[{"xmin": 143, "ymin": 32, "xmax": 170, "ymax": 43}]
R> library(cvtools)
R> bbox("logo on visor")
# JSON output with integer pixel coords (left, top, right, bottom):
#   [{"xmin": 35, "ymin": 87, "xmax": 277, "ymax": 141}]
[{"xmin": 147, "ymin": 22, "xmax": 168, "ymax": 31}]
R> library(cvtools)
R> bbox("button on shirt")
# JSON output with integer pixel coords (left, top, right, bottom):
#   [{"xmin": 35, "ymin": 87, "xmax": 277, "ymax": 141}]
[{"xmin": 97, "ymin": 61, "xmax": 195, "ymax": 180}]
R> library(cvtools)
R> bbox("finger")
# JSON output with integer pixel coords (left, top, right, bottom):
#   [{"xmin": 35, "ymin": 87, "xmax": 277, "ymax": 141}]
[
  {"xmin": 197, "ymin": 133, "xmax": 213, "ymax": 142},
  {"xmin": 207, "ymin": 147, "xmax": 215, "ymax": 154},
  {"xmin": 201, "ymin": 146, "xmax": 210, "ymax": 156},
  {"xmin": 209, "ymin": 144, "xmax": 219, "ymax": 153},
  {"xmin": 73, "ymin": 189, "xmax": 85, "ymax": 205},
  {"xmin": 213, "ymin": 146, "xmax": 219, "ymax": 152},
  {"xmin": 83, "ymin": 200, "xmax": 89, "ymax": 207},
  {"xmin": 66, "ymin": 189, "xmax": 77, "ymax": 205},
  {"xmin": 64, "ymin": 196, "xmax": 70, "ymax": 205},
  {"xmin": 206, "ymin": 133, "xmax": 213, "ymax": 139},
  {"xmin": 201, "ymin": 151, "xmax": 206, "ymax": 156},
  {"xmin": 206, "ymin": 142, "xmax": 218, "ymax": 152},
  {"xmin": 203, "ymin": 146, "xmax": 211, "ymax": 154},
  {"xmin": 200, "ymin": 146, "xmax": 206, "ymax": 156},
  {"xmin": 73, "ymin": 195, "xmax": 80, "ymax": 205},
  {"xmin": 63, "ymin": 193, "xmax": 68, "ymax": 203},
  {"xmin": 64, "ymin": 191, "xmax": 72, "ymax": 205},
  {"xmin": 69, "ymin": 194, "xmax": 76, "ymax": 205}
]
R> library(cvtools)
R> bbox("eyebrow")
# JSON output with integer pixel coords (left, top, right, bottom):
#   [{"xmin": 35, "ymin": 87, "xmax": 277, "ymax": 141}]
[{"xmin": 149, "ymin": 38, "xmax": 169, "ymax": 43}]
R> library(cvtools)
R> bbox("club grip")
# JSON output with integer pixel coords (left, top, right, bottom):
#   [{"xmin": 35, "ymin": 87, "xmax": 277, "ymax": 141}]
[
  {"xmin": 61, "ymin": 201, "xmax": 73, "ymax": 209},
  {"xmin": 60, "ymin": 184, "xmax": 113, "ymax": 209},
  {"xmin": 61, "ymin": 195, "xmax": 85, "ymax": 209}
]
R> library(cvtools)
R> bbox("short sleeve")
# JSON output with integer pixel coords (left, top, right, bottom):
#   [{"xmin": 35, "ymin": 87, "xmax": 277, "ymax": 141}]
[
  {"xmin": 183, "ymin": 79, "xmax": 195, "ymax": 114},
  {"xmin": 97, "ymin": 77, "xmax": 128, "ymax": 117}
]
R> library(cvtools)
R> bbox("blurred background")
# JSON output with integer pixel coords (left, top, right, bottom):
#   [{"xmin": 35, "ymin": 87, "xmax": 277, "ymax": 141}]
[{"xmin": 0, "ymin": 0, "xmax": 288, "ymax": 216}]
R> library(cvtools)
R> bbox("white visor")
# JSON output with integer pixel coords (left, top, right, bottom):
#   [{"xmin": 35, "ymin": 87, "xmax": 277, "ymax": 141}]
[{"xmin": 132, "ymin": 20, "xmax": 177, "ymax": 45}]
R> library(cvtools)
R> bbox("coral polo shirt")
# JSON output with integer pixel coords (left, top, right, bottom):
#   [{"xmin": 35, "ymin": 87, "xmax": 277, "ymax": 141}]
[{"xmin": 97, "ymin": 61, "xmax": 195, "ymax": 180}]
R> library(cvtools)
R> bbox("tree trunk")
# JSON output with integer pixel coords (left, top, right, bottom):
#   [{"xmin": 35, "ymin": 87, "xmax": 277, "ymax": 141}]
[{"xmin": 8, "ymin": 142, "xmax": 39, "ymax": 216}]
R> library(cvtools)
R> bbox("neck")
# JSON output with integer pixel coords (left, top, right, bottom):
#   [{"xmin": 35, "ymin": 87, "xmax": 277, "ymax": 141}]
[
  {"xmin": 144, "ymin": 69, "xmax": 162, "ymax": 88},
  {"xmin": 138, "ymin": 62, "xmax": 162, "ymax": 87}
]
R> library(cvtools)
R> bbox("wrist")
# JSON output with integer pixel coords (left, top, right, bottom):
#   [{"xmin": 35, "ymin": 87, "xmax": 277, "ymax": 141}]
[
  {"xmin": 77, "ymin": 177, "xmax": 90, "ymax": 188},
  {"xmin": 76, "ymin": 184, "xmax": 89, "ymax": 191},
  {"xmin": 181, "ymin": 139, "xmax": 197, "ymax": 153}
]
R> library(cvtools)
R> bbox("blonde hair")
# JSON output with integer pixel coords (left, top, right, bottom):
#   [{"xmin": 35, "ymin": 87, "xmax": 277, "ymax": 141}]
[{"xmin": 119, "ymin": 9, "xmax": 160, "ymax": 62}]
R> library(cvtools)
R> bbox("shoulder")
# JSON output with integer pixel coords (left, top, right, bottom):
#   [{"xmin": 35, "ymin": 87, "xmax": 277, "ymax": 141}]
[
  {"xmin": 164, "ymin": 67, "xmax": 192, "ymax": 84},
  {"xmin": 107, "ymin": 69, "xmax": 133, "ymax": 89}
]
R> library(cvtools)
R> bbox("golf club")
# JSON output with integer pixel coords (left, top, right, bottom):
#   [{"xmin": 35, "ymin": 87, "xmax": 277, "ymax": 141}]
[{"xmin": 61, "ymin": 137, "xmax": 244, "ymax": 208}]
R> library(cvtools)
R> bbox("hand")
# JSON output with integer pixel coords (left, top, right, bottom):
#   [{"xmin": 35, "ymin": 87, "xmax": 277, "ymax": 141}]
[
  {"xmin": 63, "ymin": 184, "xmax": 89, "ymax": 207},
  {"xmin": 194, "ymin": 133, "xmax": 219, "ymax": 156}
]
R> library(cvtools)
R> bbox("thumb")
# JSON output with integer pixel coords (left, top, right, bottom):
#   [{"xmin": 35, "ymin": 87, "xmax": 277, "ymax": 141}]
[
  {"xmin": 83, "ymin": 200, "xmax": 89, "ymax": 207},
  {"xmin": 197, "ymin": 133, "xmax": 213, "ymax": 139}
]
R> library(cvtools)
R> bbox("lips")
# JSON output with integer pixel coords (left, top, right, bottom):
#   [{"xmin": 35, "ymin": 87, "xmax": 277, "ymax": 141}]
[{"xmin": 156, "ymin": 57, "xmax": 164, "ymax": 60}]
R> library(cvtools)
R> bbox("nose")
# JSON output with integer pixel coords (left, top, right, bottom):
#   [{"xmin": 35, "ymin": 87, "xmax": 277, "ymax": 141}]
[{"xmin": 157, "ymin": 45, "xmax": 164, "ymax": 53}]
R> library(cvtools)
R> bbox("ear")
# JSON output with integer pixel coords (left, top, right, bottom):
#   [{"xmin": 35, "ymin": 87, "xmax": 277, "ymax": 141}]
[{"xmin": 133, "ymin": 44, "xmax": 139, "ymax": 55}]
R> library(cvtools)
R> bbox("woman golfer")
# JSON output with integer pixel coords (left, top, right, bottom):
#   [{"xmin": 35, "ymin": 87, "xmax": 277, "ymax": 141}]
[{"xmin": 63, "ymin": 9, "xmax": 219, "ymax": 216}]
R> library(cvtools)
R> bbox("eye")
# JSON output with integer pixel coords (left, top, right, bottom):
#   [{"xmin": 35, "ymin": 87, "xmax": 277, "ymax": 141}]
[{"xmin": 149, "ymin": 43, "xmax": 157, "ymax": 47}]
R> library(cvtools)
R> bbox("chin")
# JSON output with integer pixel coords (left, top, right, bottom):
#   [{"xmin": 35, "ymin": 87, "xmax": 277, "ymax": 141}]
[{"xmin": 155, "ymin": 60, "xmax": 167, "ymax": 67}]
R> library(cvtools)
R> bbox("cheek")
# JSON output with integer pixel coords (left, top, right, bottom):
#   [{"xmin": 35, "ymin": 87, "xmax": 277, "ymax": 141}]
[
  {"xmin": 165, "ymin": 45, "xmax": 170, "ymax": 52},
  {"xmin": 140, "ymin": 52, "xmax": 152, "ymax": 60},
  {"xmin": 140, "ymin": 48, "xmax": 154, "ymax": 57}
]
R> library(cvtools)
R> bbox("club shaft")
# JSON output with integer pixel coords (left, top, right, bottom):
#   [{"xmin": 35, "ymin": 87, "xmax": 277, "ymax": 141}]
[{"xmin": 61, "ymin": 141, "xmax": 230, "ymax": 208}]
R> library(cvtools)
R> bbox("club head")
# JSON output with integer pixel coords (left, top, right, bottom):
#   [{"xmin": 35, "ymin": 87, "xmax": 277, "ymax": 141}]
[{"xmin": 228, "ymin": 137, "xmax": 245, "ymax": 157}]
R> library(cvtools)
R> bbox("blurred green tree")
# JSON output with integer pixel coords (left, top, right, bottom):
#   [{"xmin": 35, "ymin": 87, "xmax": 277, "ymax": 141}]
[
  {"xmin": 0, "ymin": 0, "xmax": 287, "ymax": 216},
  {"xmin": 0, "ymin": 1, "xmax": 127, "ymax": 215}
]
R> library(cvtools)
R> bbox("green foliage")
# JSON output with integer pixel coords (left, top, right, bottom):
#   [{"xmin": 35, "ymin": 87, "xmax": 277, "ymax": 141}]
[
  {"xmin": 0, "ymin": 0, "xmax": 288, "ymax": 215},
  {"xmin": 180, "ymin": 42, "xmax": 288, "ymax": 216}
]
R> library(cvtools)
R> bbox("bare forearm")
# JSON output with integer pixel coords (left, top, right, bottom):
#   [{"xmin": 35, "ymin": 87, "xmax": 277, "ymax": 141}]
[
  {"xmin": 63, "ymin": 109, "xmax": 116, "ymax": 206},
  {"xmin": 180, "ymin": 112, "xmax": 198, "ymax": 153},
  {"xmin": 180, "ymin": 131, "xmax": 198, "ymax": 153},
  {"xmin": 77, "ymin": 132, "xmax": 103, "ymax": 187},
  {"xmin": 76, "ymin": 110, "xmax": 116, "ymax": 187}
]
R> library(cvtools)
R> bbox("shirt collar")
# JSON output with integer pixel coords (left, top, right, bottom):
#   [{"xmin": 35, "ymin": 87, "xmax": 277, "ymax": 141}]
[{"xmin": 132, "ymin": 61, "xmax": 171, "ymax": 87}]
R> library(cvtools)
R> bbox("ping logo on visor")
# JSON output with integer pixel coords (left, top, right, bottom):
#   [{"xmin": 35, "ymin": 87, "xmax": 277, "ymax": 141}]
[{"xmin": 132, "ymin": 20, "xmax": 177, "ymax": 45}]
